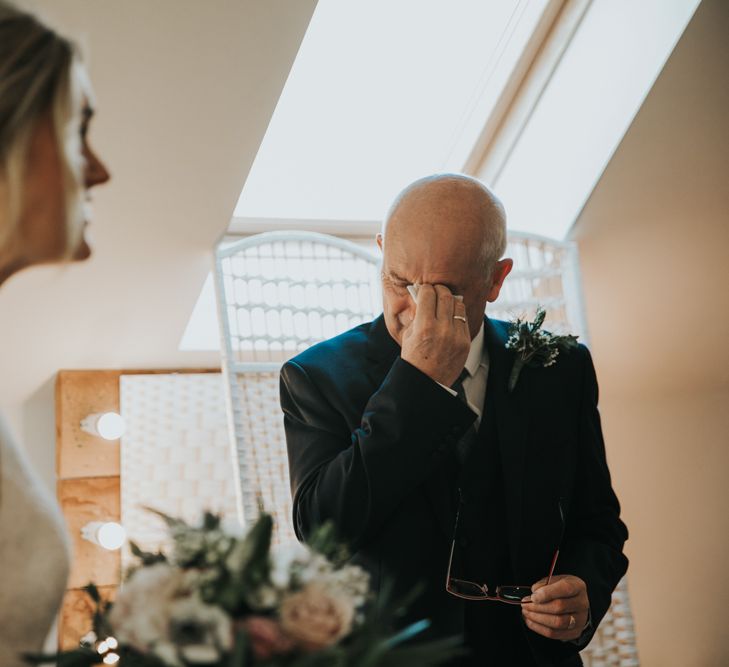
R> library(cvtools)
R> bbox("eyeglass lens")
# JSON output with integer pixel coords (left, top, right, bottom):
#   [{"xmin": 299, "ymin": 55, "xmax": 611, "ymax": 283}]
[{"xmin": 447, "ymin": 577, "xmax": 533, "ymax": 603}]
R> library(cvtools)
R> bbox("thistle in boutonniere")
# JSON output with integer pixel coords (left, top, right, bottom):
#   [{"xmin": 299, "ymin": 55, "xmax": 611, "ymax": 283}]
[{"xmin": 505, "ymin": 307, "xmax": 579, "ymax": 392}]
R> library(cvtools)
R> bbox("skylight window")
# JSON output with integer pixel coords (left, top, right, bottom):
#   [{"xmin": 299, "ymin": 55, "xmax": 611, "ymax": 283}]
[{"xmin": 234, "ymin": 0, "xmax": 551, "ymax": 223}]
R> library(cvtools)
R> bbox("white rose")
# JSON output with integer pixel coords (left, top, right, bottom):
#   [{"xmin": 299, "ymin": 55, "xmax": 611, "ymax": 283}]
[
  {"xmin": 279, "ymin": 583, "xmax": 355, "ymax": 652},
  {"xmin": 296, "ymin": 553, "xmax": 334, "ymax": 586},
  {"xmin": 324, "ymin": 565, "xmax": 370, "ymax": 607}
]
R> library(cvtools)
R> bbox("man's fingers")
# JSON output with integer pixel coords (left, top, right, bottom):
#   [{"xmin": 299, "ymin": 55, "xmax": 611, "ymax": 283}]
[
  {"xmin": 523, "ymin": 574, "xmax": 589, "ymax": 642},
  {"xmin": 399, "ymin": 281, "xmax": 470, "ymax": 385},
  {"xmin": 433, "ymin": 284, "xmax": 454, "ymax": 321},
  {"xmin": 527, "ymin": 597, "xmax": 585, "ymax": 615},
  {"xmin": 522, "ymin": 616, "xmax": 583, "ymax": 642},
  {"xmin": 453, "ymin": 300, "xmax": 467, "ymax": 326},
  {"xmin": 522, "ymin": 610, "xmax": 579, "ymax": 630},
  {"xmin": 413, "ymin": 284, "xmax": 436, "ymax": 323},
  {"xmin": 530, "ymin": 577, "xmax": 582, "ymax": 604},
  {"xmin": 531, "ymin": 577, "xmax": 548, "ymax": 593}
]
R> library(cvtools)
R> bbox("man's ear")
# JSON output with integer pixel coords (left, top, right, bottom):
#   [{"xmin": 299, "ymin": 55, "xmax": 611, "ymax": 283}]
[
  {"xmin": 486, "ymin": 258, "xmax": 513, "ymax": 303},
  {"xmin": 376, "ymin": 233, "xmax": 384, "ymax": 253}
]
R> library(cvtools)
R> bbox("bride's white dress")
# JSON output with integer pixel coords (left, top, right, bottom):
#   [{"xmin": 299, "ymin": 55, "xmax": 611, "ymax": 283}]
[{"xmin": 0, "ymin": 413, "xmax": 71, "ymax": 667}]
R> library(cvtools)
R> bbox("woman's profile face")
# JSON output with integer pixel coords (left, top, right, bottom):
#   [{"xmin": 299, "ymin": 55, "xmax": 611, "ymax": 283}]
[
  {"xmin": 18, "ymin": 96, "xmax": 110, "ymax": 267},
  {"xmin": 74, "ymin": 102, "xmax": 111, "ymax": 259}
]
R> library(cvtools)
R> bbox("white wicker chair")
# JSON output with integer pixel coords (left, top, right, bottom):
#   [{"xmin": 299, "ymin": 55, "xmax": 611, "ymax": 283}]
[
  {"xmin": 214, "ymin": 231, "xmax": 382, "ymax": 543},
  {"xmin": 580, "ymin": 577, "xmax": 640, "ymax": 666},
  {"xmin": 490, "ymin": 231, "xmax": 588, "ymax": 341}
]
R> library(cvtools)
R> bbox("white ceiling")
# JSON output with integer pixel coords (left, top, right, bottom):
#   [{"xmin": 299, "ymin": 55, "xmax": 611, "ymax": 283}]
[{"xmin": 0, "ymin": 1, "xmax": 317, "ymax": 427}]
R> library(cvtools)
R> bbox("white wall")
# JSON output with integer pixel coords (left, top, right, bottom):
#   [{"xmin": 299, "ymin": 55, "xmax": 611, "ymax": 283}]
[
  {"xmin": 572, "ymin": 0, "xmax": 729, "ymax": 663},
  {"xmin": 0, "ymin": 0, "xmax": 317, "ymax": 488}
]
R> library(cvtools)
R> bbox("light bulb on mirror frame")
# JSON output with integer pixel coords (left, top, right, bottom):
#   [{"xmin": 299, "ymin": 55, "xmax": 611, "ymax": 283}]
[
  {"xmin": 81, "ymin": 521, "xmax": 126, "ymax": 550},
  {"xmin": 80, "ymin": 412, "xmax": 126, "ymax": 440}
]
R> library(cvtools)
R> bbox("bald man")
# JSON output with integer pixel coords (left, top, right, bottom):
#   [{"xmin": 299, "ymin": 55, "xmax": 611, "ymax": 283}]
[{"xmin": 281, "ymin": 174, "xmax": 628, "ymax": 666}]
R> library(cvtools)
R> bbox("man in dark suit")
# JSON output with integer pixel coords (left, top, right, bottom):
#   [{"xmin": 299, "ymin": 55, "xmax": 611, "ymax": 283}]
[{"xmin": 280, "ymin": 174, "xmax": 628, "ymax": 666}]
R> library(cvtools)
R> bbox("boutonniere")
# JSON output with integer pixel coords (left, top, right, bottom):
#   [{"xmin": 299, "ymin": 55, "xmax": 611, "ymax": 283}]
[{"xmin": 505, "ymin": 307, "xmax": 579, "ymax": 392}]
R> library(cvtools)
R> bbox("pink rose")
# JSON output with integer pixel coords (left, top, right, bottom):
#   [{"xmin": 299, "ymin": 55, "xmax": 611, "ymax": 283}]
[
  {"xmin": 239, "ymin": 616, "xmax": 295, "ymax": 660},
  {"xmin": 279, "ymin": 584, "xmax": 354, "ymax": 652}
]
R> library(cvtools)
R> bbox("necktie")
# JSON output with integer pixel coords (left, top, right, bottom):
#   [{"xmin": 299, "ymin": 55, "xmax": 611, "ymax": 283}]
[{"xmin": 452, "ymin": 368, "xmax": 479, "ymax": 463}]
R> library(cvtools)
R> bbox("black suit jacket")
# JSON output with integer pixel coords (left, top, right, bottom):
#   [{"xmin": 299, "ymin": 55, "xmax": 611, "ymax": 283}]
[{"xmin": 280, "ymin": 315, "xmax": 628, "ymax": 665}]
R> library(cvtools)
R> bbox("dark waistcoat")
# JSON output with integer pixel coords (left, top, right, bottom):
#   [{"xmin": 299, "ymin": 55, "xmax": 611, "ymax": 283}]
[{"xmin": 453, "ymin": 379, "xmax": 538, "ymax": 666}]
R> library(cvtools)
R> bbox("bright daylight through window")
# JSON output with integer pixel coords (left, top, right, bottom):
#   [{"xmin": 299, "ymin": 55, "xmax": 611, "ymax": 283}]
[{"xmin": 235, "ymin": 0, "xmax": 551, "ymax": 223}]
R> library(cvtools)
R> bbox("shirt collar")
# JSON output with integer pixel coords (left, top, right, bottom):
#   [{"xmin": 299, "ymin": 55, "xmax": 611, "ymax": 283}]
[{"xmin": 464, "ymin": 321, "xmax": 486, "ymax": 378}]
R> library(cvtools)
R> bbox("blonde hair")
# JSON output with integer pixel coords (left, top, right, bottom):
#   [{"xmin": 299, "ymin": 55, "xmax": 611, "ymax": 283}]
[{"xmin": 0, "ymin": 1, "xmax": 86, "ymax": 258}]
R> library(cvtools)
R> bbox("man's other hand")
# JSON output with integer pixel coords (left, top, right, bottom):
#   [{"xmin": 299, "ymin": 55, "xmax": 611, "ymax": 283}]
[
  {"xmin": 400, "ymin": 284, "xmax": 471, "ymax": 387},
  {"xmin": 521, "ymin": 574, "xmax": 590, "ymax": 642}
]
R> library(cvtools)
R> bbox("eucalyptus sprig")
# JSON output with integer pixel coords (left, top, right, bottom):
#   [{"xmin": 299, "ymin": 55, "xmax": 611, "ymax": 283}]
[{"xmin": 505, "ymin": 307, "xmax": 579, "ymax": 392}]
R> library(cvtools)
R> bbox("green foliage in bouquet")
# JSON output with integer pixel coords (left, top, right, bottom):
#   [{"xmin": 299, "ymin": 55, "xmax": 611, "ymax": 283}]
[
  {"xmin": 143, "ymin": 508, "xmax": 275, "ymax": 615},
  {"xmin": 25, "ymin": 511, "xmax": 463, "ymax": 667}
]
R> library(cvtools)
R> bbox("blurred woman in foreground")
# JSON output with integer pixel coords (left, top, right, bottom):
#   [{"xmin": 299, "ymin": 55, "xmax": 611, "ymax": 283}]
[{"xmin": 0, "ymin": 2, "xmax": 110, "ymax": 664}]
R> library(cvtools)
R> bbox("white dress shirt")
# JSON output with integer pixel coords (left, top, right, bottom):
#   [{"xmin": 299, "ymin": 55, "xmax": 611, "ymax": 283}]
[{"xmin": 439, "ymin": 322, "xmax": 489, "ymax": 428}]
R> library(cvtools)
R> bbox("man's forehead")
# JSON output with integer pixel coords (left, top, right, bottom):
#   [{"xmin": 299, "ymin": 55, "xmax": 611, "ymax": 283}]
[
  {"xmin": 385, "ymin": 208, "xmax": 491, "ymax": 256},
  {"xmin": 382, "ymin": 260, "xmax": 471, "ymax": 287},
  {"xmin": 383, "ymin": 232, "xmax": 474, "ymax": 264}
]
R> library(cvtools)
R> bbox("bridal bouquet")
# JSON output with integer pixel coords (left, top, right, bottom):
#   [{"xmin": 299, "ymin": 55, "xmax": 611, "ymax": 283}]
[{"xmin": 27, "ymin": 510, "xmax": 458, "ymax": 667}]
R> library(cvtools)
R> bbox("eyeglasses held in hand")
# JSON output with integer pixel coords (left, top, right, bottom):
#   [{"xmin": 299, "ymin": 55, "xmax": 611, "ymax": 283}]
[{"xmin": 445, "ymin": 497, "xmax": 564, "ymax": 605}]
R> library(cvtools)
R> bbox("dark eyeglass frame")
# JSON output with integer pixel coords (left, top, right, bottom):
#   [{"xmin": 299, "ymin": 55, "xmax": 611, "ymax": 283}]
[{"xmin": 445, "ymin": 497, "xmax": 565, "ymax": 605}]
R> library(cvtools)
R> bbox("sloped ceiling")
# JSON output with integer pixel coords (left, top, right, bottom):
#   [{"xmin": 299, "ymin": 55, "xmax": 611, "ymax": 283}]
[{"xmin": 0, "ymin": 1, "xmax": 317, "ymax": 430}]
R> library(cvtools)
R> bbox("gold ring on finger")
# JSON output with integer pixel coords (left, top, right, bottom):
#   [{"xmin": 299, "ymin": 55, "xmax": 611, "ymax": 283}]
[{"xmin": 453, "ymin": 315, "xmax": 467, "ymax": 323}]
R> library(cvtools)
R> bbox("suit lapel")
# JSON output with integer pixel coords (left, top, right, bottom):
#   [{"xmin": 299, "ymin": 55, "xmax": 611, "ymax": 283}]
[{"xmin": 483, "ymin": 317, "xmax": 530, "ymax": 568}]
